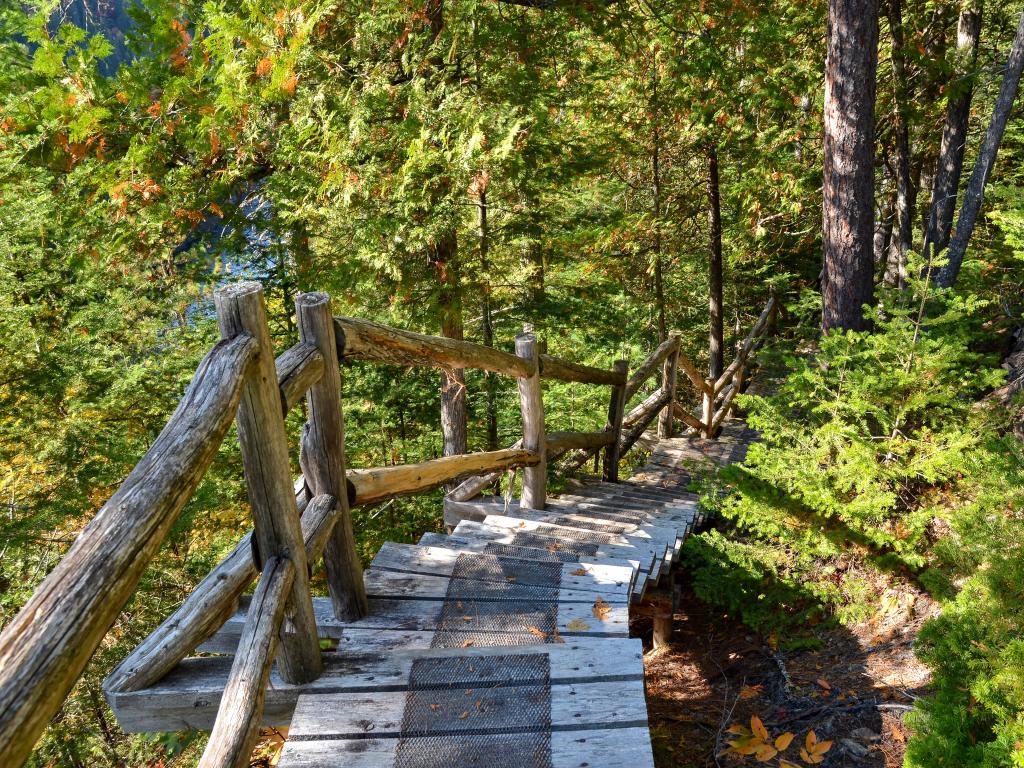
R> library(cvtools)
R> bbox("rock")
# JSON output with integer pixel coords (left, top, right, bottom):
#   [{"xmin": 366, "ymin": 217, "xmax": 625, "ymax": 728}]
[
  {"xmin": 850, "ymin": 727, "xmax": 881, "ymax": 743},
  {"xmin": 841, "ymin": 738, "xmax": 870, "ymax": 759}
]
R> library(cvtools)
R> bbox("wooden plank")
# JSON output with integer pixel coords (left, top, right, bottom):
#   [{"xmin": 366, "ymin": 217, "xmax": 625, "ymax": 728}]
[
  {"xmin": 283, "ymin": 680, "xmax": 649, "ymax": 740},
  {"xmin": 280, "ymin": 727, "xmax": 655, "ymax": 768},
  {"xmin": 362, "ymin": 568, "xmax": 629, "ymax": 605},
  {"xmin": 0, "ymin": 333, "xmax": 258, "ymax": 767},
  {"xmin": 215, "ymin": 281, "xmax": 322, "ymax": 684},
  {"xmin": 297, "ymin": 291, "xmax": 367, "ymax": 620},
  {"xmin": 349, "ymin": 449, "xmax": 540, "ymax": 506},
  {"xmin": 539, "ymin": 354, "xmax": 627, "ymax": 386},
  {"xmin": 197, "ymin": 594, "xmax": 628, "ymax": 658},
  {"xmin": 198, "ymin": 557, "xmax": 294, "ymax": 768},
  {"xmin": 416, "ymin": 533, "xmax": 639, "ymax": 599},
  {"xmin": 275, "ymin": 342, "xmax": 324, "ymax": 416},
  {"xmin": 477, "ymin": 514, "xmax": 664, "ymax": 561},
  {"xmin": 449, "ymin": 521, "xmax": 653, "ymax": 600},
  {"xmin": 334, "ymin": 316, "xmax": 534, "ymax": 379},
  {"xmin": 371, "ymin": 542, "xmax": 633, "ymax": 599},
  {"xmin": 109, "ymin": 639, "xmax": 646, "ymax": 733},
  {"xmin": 516, "ymin": 332, "xmax": 547, "ymax": 509}
]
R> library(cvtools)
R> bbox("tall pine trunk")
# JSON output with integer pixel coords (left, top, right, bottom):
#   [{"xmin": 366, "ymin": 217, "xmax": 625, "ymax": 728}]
[
  {"xmin": 432, "ymin": 231, "xmax": 468, "ymax": 460},
  {"xmin": 477, "ymin": 188, "xmax": 498, "ymax": 451},
  {"xmin": 937, "ymin": 10, "xmax": 1024, "ymax": 288},
  {"xmin": 886, "ymin": 0, "xmax": 913, "ymax": 288},
  {"xmin": 923, "ymin": 0, "xmax": 983, "ymax": 260},
  {"xmin": 707, "ymin": 147, "xmax": 724, "ymax": 380},
  {"xmin": 822, "ymin": 0, "xmax": 879, "ymax": 332}
]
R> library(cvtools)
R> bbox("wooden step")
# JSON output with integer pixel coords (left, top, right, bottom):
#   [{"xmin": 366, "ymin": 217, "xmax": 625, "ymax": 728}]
[{"xmin": 277, "ymin": 640, "xmax": 653, "ymax": 768}]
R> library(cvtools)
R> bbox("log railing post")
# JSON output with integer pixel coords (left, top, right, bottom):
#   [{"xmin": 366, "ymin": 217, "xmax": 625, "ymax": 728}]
[
  {"xmin": 515, "ymin": 332, "xmax": 546, "ymax": 509},
  {"xmin": 215, "ymin": 282, "xmax": 322, "ymax": 685},
  {"xmin": 701, "ymin": 380, "xmax": 714, "ymax": 438},
  {"xmin": 603, "ymin": 359, "xmax": 629, "ymax": 482},
  {"xmin": 296, "ymin": 292, "xmax": 368, "ymax": 621},
  {"xmin": 657, "ymin": 332, "xmax": 681, "ymax": 438}
]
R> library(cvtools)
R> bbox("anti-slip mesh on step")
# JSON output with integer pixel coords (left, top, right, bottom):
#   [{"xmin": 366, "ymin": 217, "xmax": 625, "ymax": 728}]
[
  {"xmin": 394, "ymin": 654, "xmax": 553, "ymax": 768},
  {"xmin": 483, "ymin": 542, "xmax": 581, "ymax": 563}
]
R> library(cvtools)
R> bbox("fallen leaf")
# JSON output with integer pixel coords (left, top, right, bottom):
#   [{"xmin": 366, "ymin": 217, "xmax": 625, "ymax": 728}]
[
  {"xmin": 458, "ymin": 710, "xmax": 469, "ymax": 720},
  {"xmin": 565, "ymin": 618, "xmax": 590, "ymax": 631},
  {"xmin": 592, "ymin": 597, "xmax": 611, "ymax": 620},
  {"xmin": 527, "ymin": 626, "xmax": 548, "ymax": 640},
  {"xmin": 751, "ymin": 715, "xmax": 768, "ymax": 741},
  {"xmin": 775, "ymin": 731, "xmax": 794, "ymax": 750},
  {"xmin": 739, "ymin": 684, "xmax": 763, "ymax": 700},
  {"xmin": 816, "ymin": 678, "xmax": 831, "ymax": 691},
  {"xmin": 462, "ymin": 639, "xmax": 474, "ymax": 647},
  {"xmin": 572, "ymin": 568, "xmax": 589, "ymax": 576}
]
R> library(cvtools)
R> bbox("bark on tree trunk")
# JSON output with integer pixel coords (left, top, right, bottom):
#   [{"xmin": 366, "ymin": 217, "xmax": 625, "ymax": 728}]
[
  {"xmin": 707, "ymin": 147, "xmax": 724, "ymax": 380},
  {"xmin": 431, "ymin": 231, "xmax": 468, "ymax": 462},
  {"xmin": 887, "ymin": 0, "xmax": 913, "ymax": 289},
  {"xmin": 937, "ymin": 10, "xmax": 1024, "ymax": 288},
  {"xmin": 477, "ymin": 188, "xmax": 499, "ymax": 451},
  {"xmin": 652, "ymin": 63, "xmax": 667, "ymax": 343},
  {"xmin": 822, "ymin": 0, "xmax": 879, "ymax": 332},
  {"xmin": 923, "ymin": 0, "xmax": 983, "ymax": 261}
]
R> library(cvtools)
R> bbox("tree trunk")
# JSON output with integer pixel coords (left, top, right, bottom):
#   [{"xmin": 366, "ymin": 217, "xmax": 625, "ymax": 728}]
[
  {"xmin": 874, "ymin": 169, "xmax": 895, "ymax": 269},
  {"xmin": 477, "ymin": 189, "xmax": 499, "ymax": 451},
  {"xmin": 431, "ymin": 231, "xmax": 468, "ymax": 461},
  {"xmin": 652, "ymin": 63, "xmax": 667, "ymax": 343},
  {"xmin": 937, "ymin": 10, "xmax": 1024, "ymax": 288},
  {"xmin": 822, "ymin": 0, "xmax": 879, "ymax": 332},
  {"xmin": 706, "ymin": 147, "xmax": 724, "ymax": 380},
  {"xmin": 923, "ymin": 0, "xmax": 983, "ymax": 261},
  {"xmin": 886, "ymin": 0, "xmax": 913, "ymax": 288}
]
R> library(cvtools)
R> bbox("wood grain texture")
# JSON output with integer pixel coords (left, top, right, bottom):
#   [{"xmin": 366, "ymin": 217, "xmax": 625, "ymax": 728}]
[
  {"xmin": 516, "ymin": 333, "xmax": 547, "ymax": 509},
  {"xmin": 110, "ymin": 639, "xmax": 646, "ymax": 733},
  {"xmin": 199, "ymin": 557, "xmax": 294, "ymax": 768},
  {"xmin": 0, "ymin": 333, "xmax": 258, "ymax": 767},
  {"xmin": 275, "ymin": 342, "xmax": 325, "ymax": 416},
  {"xmin": 215, "ymin": 281, "xmax": 322, "ymax": 685},
  {"xmin": 539, "ymin": 354, "xmax": 626, "ymax": 386},
  {"xmin": 349, "ymin": 448, "xmax": 540, "ymax": 506},
  {"xmin": 297, "ymin": 292, "xmax": 367, "ymax": 620},
  {"xmin": 623, "ymin": 336, "xmax": 678, "ymax": 403},
  {"xmin": 279, "ymin": 726, "xmax": 655, "ymax": 768},
  {"xmin": 546, "ymin": 430, "xmax": 614, "ymax": 457},
  {"xmin": 335, "ymin": 316, "xmax": 533, "ymax": 378},
  {"xmin": 104, "ymin": 493, "xmax": 332, "ymax": 697},
  {"xmin": 603, "ymin": 360, "xmax": 629, "ymax": 482}
]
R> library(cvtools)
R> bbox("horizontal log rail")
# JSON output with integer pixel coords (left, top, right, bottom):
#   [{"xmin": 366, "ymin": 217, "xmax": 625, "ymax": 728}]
[
  {"xmin": 349, "ymin": 448, "xmax": 541, "ymax": 506},
  {"xmin": 0, "ymin": 333, "xmax": 259, "ymax": 767},
  {"xmin": 276, "ymin": 342, "xmax": 325, "ymax": 416},
  {"xmin": 335, "ymin": 316, "xmax": 535, "ymax": 378},
  {"xmin": 623, "ymin": 336, "xmax": 679, "ymax": 403},
  {"xmin": 539, "ymin": 353, "xmax": 626, "ymax": 386},
  {"xmin": 546, "ymin": 430, "xmax": 615, "ymax": 457}
]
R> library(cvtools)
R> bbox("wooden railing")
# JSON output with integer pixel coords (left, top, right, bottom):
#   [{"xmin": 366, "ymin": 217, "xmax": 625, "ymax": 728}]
[{"xmin": 0, "ymin": 280, "xmax": 777, "ymax": 768}]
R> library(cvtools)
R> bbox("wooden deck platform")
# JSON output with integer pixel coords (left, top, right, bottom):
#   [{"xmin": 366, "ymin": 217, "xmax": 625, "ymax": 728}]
[{"xmin": 108, "ymin": 422, "xmax": 757, "ymax": 768}]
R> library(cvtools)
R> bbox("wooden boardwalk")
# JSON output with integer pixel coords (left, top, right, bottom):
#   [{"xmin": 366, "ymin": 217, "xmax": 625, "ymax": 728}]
[{"xmin": 108, "ymin": 421, "xmax": 757, "ymax": 768}]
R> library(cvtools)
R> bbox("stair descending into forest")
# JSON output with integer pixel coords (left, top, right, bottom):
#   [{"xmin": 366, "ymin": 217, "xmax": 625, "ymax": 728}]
[{"xmin": 107, "ymin": 421, "xmax": 757, "ymax": 768}]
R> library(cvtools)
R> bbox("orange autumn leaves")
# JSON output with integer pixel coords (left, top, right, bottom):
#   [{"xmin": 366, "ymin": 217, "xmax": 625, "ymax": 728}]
[{"xmin": 726, "ymin": 715, "xmax": 832, "ymax": 766}]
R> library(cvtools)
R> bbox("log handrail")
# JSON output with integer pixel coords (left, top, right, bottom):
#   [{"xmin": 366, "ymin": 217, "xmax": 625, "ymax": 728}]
[
  {"xmin": 623, "ymin": 336, "xmax": 679, "ymax": 403},
  {"xmin": 348, "ymin": 448, "xmax": 541, "ymax": 506},
  {"xmin": 539, "ymin": 353, "xmax": 626, "ymax": 386},
  {"xmin": 0, "ymin": 333, "xmax": 259, "ymax": 767},
  {"xmin": 335, "ymin": 315, "xmax": 535, "ymax": 378}
]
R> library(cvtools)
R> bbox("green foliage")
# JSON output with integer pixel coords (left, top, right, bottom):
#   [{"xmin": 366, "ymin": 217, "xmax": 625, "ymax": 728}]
[{"xmin": 686, "ymin": 279, "xmax": 1011, "ymax": 636}]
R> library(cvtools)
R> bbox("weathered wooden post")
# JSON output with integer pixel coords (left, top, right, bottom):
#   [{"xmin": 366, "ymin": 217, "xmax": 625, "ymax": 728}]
[
  {"xmin": 296, "ymin": 292, "xmax": 368, "ymax": 621},
  {"xmin": 215, "ymin": 282, "xmax": 322, "ymax": 684},
  {"xmin": 603, "ymin": 359, "xmax": 629, "ymax": 482},
  {"xmin": 515, "ymin": 331, "xmax": 546, "ymax": 509},
  {"xmin": 701, "ymin": 380, "xmax": 714, "ymax": 439},
  {"xmin": 657, "ymin": 332, "xmax": 681, "ymax": 438}
]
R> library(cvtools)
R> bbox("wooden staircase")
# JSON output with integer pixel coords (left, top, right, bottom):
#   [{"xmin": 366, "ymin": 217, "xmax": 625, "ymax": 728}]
[
  {"xmin": 0, "ymin": 280, "xmax": 773, "ymax": 768},
  {"xmin": 107, "ymin": 422, "xmax": 756, "ymax": 768}
]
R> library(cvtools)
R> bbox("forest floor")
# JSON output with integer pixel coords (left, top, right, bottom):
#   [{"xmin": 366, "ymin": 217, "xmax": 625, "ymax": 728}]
[{"xmin": 638, "ymin": 578, "xmax": 937, "ymax": 768}]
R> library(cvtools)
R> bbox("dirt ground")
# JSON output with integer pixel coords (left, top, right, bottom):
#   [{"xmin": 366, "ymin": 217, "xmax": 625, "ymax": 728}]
[{"xmin": 637, "ymin": 582, "xmax": 936, "ymax": 768}]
